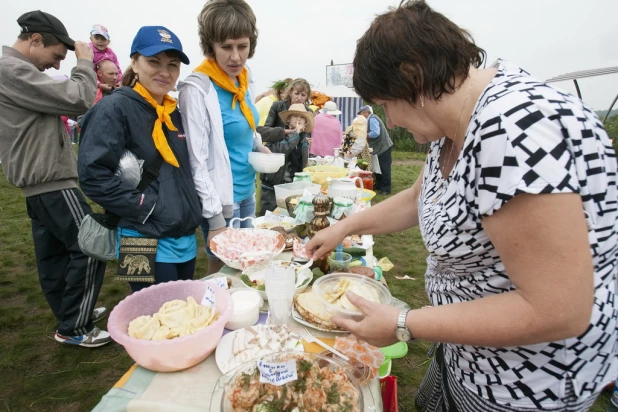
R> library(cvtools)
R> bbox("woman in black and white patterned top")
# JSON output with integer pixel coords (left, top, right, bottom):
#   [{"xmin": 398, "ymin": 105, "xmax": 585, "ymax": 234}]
[{"xmin": 305, "ymin": 1, "xmax": 618, "ymax": 411}]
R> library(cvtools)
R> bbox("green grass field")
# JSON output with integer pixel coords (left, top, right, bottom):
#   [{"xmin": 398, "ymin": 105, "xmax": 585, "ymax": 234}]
[{"xmin": 0, "ymin": 152, "xmax": 611, "ymax": 411}]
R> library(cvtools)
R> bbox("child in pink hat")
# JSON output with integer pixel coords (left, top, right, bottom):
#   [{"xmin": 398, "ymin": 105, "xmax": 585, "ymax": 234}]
[{"xmin": 89, "ymin": 24, "xmax": 122, "ymax": 91}]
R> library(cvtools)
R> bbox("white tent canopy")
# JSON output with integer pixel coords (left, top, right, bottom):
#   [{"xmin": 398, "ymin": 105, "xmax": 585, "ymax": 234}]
[{"xmin": 314, "ymin": 85, "xmax": 363, "ymax": 131}]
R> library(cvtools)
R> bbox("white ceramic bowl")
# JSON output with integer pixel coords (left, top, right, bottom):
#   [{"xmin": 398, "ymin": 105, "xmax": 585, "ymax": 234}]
[
  {"xmin": 253, "ymin": 216, "xmax": 297, "ymax": 233},
  {"xmin": 248, "ymin": 152, "xmax": 285, "ymax": 173}
]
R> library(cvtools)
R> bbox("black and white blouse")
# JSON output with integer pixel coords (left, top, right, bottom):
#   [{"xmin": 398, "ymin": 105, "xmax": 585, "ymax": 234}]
[{"xmin": 418, "ymin": 59, "xmax": 618, "ymax": 409}]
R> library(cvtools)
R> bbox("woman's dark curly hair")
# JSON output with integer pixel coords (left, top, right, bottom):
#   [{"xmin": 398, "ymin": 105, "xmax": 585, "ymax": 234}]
[{"xmin": 353, "ymin": 0, "xmax": 485, "ymax": 105}]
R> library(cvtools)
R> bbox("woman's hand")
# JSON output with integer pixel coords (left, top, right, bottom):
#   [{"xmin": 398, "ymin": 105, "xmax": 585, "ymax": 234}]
[
  {"xmin": 207, "ymin": 227, "xmax": 227, "ymax": 245},
  {"xmin": 304, "ymin": 222, "xmax": 349, "ymax": 260},
  {"xmin": 306, "ymin": 137, "xmax": 314, "ymax": 146},
  {"xmin": 332, "ymin": 291, "xmax": 400, "ymax": 347},
  {"xmin": 255, "ymin": 145, "xmax": 272, "ymax": 154}
]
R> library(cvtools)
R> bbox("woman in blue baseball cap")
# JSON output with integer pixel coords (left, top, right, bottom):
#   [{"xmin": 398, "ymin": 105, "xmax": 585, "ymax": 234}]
[{"xmin": 77, "ymin": 26, "xmax": 203, "ymax": 292}]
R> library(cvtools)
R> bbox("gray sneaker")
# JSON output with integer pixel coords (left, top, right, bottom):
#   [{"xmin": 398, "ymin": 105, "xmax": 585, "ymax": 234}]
[
  {"xmin": 92, "ymin": 307, "xmax": 108, "ymax": 323},
  {"xmin": 54, "ymin": 327, "xmax": 112, "ymax": 348}
]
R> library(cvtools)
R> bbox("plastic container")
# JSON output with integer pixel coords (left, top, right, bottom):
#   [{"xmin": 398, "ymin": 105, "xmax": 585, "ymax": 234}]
[
  {"xmin": 225, "ymin": 289, "xmax": 262, "ymax": 330},
  {"xmin": 265, "ymin": 264, "xmax": 296, "ymax": 325},
  {"xmin": 328, "ymin": 252, "xmax": 353, "ymax": 272},
  {"xmin": 210, "ymin": 351, "xmax": 368, "ymax": 411},
  {"xmin": 313, "ymin": 273, "xmax": 392, "ymax": 320},
  {"xmin": 107, "ymin": 280, "xmax": 232, "ymax": 372},
  {"xmin": 248, "ymin": 152, "xmax": 285, "ymax": 173},
  {"xmin": 303, "ymin": 165, "xmax": 349, "ymax": 189},
  {"xmin": 274, "ymin": 181, "xmax": 321, "ymax": 208}
]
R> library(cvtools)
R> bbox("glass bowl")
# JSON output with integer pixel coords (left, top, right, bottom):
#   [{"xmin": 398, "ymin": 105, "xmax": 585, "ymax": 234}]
[
  {"xmin": 210, "ymin": 351, "xmax": 367, "ymax": 411},
  {"xmin": 312, "ymin": 273, "xmax": 392, "ymax": 321}
]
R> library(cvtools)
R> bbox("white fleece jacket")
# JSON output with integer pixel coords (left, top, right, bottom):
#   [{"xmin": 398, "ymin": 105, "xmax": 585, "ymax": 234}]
[{"xmin": 177, "ymin": 69, "xmax": 262, "ymax": 231}]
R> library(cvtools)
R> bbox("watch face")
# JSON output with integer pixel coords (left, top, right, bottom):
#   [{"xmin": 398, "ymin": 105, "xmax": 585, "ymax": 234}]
[{"xmin": 396, "ymin": 328, "xmax": 411, "ymax": 342}]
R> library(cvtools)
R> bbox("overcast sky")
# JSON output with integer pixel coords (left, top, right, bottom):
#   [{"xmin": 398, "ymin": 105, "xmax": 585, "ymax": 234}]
[{"xmin": 1, "ymin": 0, "xmax": 616, "ymax": 110}]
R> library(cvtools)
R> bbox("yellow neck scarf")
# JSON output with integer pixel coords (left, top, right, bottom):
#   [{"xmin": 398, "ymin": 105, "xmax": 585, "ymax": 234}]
[
  {"xmin": 132, "ymin": 82, "xmax": 179, "ymax": 167},
  {"xmin": 194, "ymin": 59, "xmax": 256, "ymax": 131}
]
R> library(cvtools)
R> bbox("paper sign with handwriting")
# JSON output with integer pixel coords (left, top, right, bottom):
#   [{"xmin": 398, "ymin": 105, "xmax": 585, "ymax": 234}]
[
  {"xmin": 258, "ymin": 359, "xmax": 297, "ymax": 386},
  {"xmin": 201, "ymin": 285, "xmax": 216, "ymax": 308},
  {"xmin": 264, "ymin": 211, "xmax": 286, "ymax": 223},
  {"xmin": 205, "ymin": 276, "xmax": 228, "ymax": 290}
]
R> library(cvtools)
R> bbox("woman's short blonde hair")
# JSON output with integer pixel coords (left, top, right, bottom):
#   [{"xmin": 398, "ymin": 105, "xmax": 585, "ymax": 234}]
[
  {"xmin": 198, "ymin": 0, "xmax": 258, "ymax": 58},
  {"xmin": 281, "ymin": 78, "xmax": 312, "ymax": 103}
]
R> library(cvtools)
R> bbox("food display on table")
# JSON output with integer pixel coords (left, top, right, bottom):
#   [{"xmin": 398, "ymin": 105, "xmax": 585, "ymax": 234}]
[
  {"xmin": 313, "ymin": 273, "xmax": 392, "ymax": 319},
  {"xmin": 293, "ymin": 288, "xmax": 343, "ymax": 331},
  {"xmin": 215, "ymin": 324, "xmax": 302, "ymax": 374},
  {"xmin": 210, "ymin": 227, "xmax": 285, "ymax": 270},
  {"xmin": 221, "ymin": 352, "xmax": 363, "ymax": 411},
  {"xmin": 240, "ymin": 260, "xmax": 312, "ymax": 300},
  {"xmin": 334, "ymin": 335, "xmax": 385, "ymax": 380},
  {"xmin": 128, "ymin": 297, "xmax": 218, "ymax": 340},
  {"xmin": 253, "ymin": 215, "xmax": 296, "ymax": 232}
]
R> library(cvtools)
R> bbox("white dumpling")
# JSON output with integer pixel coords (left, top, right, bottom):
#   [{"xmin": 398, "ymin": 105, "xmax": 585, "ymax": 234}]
[
  {"xmin": 128, "ymin": 314, "xmax": 160, "ymax": 340},
  {"xmin": 152, "ymin": 325, "xmax": 171, "ymax": 340},
  {"xmin": 158, "ymin": 299, "xmax": 188, "ymax": 314}
]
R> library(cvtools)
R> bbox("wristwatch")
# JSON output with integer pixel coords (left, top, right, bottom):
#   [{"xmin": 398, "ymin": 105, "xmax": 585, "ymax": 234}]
[{"xmin": 395, "ymin": 309, "xmax": 414, "ymax": 342}]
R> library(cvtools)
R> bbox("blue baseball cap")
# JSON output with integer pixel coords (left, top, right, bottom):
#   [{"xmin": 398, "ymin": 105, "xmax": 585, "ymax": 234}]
[{"xmin": 130, "ymin": 26, "xmax": 190, "ymax": 65}]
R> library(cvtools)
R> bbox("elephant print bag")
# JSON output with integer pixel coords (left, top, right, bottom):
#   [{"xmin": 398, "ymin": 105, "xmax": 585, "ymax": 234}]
[{"xmin": 116, "ymin": 234, "xmax": 158, "ymax": 283}]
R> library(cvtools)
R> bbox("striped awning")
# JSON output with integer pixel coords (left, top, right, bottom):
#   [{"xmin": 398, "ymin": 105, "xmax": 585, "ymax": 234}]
[
  {"xmin": 332, "ymin": 96, "xmax": 363, "ymax": 131},
  {"xmin": 546, "ymin": 66, "xmax": 618, "ymax": 83}
]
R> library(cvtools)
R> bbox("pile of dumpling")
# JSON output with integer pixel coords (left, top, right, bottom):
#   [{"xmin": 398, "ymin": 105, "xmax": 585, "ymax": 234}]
[{"xmin": 128, "ymin": 297, "xmax": 218, "ymax": 340}]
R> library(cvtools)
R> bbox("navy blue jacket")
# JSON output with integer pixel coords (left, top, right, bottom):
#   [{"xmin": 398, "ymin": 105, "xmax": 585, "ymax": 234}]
[{"xmin": 78, "ymin": 87, "xmax": 202, "ymax": 238}]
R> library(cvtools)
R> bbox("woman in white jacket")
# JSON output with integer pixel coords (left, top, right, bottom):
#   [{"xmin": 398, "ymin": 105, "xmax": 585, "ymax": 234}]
[{"xmin": 178, "ymin": 0, "xmax": 270, "ymax": 274}]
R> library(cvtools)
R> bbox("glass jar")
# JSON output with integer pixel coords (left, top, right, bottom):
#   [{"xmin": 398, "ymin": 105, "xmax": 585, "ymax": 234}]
[{"xmin": 357, "ymin": 171, "xmax": 374, "ymax": 191}]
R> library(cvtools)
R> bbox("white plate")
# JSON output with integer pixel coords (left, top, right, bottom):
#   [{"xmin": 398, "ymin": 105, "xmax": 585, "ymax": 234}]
[
  {"xmin": 253, "ymin": 216, "xmax": 297, "ymax": 233},
  {"xmin": 292, "ymin": 307, "xmax": 348, "ymax": 334},
  {"xmin": 214, "ymin": 325, "xmax": 303, "ymax": 374}
]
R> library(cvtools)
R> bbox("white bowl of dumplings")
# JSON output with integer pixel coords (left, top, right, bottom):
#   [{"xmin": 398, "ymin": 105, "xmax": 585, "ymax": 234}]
[{"xmin": 108, "ymin": 280, "xmax": 233, "ymax": 372}]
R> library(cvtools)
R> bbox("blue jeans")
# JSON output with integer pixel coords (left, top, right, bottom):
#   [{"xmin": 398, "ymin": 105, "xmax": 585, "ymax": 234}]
[{"xmin": 201, "ymin": 193, "xmax": 256, "ymax": 259}]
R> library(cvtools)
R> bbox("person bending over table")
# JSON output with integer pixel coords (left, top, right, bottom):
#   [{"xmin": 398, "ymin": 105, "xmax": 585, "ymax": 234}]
[{"xmin": 305, "ymin": 1, "xmax": 618, "ymax": 411}]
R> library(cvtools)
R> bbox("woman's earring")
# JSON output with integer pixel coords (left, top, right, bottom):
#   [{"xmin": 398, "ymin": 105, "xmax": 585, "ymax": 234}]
[{"xmin": 421, "ymin": 96, "xmax": 425, "ymax": 108}]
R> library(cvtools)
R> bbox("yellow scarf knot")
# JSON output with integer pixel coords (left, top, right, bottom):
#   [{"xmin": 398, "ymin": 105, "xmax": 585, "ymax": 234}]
[
  {"xmin": 133, "ymin": 82, "xmax": 180, "ymax": 167},
  {"xmin": 194, "ymin": 58, "xmax": 256, "ymax": 131}
]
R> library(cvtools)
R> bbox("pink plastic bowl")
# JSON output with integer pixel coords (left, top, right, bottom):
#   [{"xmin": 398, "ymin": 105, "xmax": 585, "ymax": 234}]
[{"xmin": 108, "ymin": 280, "xmax": 233, "ymax": 372}]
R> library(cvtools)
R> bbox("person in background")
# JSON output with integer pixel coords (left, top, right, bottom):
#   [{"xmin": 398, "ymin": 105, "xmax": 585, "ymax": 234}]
[
  {"xmin": 94, "ymin": 59, "xmax": 118, "ymax": 103},
  {"xmin": 258, "ymin": 104, "xmax": 313, "ymax": 215},
  {"xmin": 258, "ymin": 78, "xmax": 313, "ymax": 210},
  {"xmin": 0, "ymin": 10, "xmax": 110, "ymax": 347},
  {"xmin": 254, "ymin": 77, "xmax": 292, "ymax": 126},
  {"xmin": 341, "ymin": 114, "xmax": 372, "ymax": 169},
  {"xmin": 78, "ymin": 26, "xmax": 202, "ymax": 293},
  {"xmin": 89, "ymin": 24, "xmax": 122, "ymax": 91},
  {"xmin": 310, "ymin": 100, "xmax": 343, "ymax": 157},
  {"xmin": 358, "ymin": 104, "xmax": 393, "ymax": 195},
  {"xmin": 306, "ymin": 1, "xmax": 617, "ymax": 411},
  {"xmin": 178, "ymin": 0, "xmax": 270, "ymax": 275}
]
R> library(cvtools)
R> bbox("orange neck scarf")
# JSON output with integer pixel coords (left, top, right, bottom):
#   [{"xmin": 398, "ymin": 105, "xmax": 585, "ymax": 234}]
[
  {"xmin": 193, "ymin": 59, "xmax": 256, "ymax": 131},
  {"xmin": 133, "ymin": 82, "xmax": 179, "ymax": 167}
]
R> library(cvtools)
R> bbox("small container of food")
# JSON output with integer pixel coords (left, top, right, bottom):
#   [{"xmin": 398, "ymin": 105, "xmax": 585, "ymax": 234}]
[
  {"xmin": 225, "ymin": 289, "xmax": 262, "ymax": 331},
  {"xmin": 313, "ymin": 273, "xmax": 392, "ymax": 321},
  {"xmin": 330, "ymin": 197, "xmax": 354, "ymax": 220},
  {"xmin": 328, "ymin": 252, "xmax": 352, "ymax": 272},
  {"xmin": 349, "ymin": 266, "xmax": 375, "ymax": 279}
]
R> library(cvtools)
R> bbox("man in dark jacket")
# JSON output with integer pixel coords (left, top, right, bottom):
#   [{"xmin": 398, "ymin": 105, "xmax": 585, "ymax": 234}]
[
  {"xmin": 0, "ymin": 11, "xmax": 110, "ymax": 347},
  {"xmin": 359, "ymin": 105, "xmax": 393, "ymax": 195}
]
